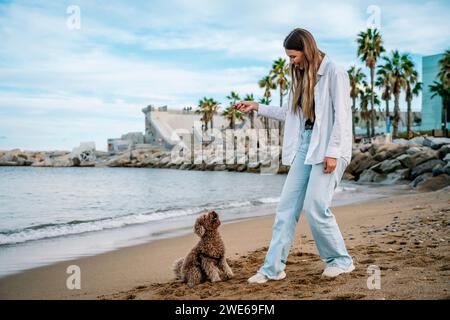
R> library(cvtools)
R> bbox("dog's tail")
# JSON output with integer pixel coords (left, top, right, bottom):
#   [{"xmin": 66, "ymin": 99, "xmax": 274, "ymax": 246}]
[{"xmin": 172, "ymin": 257, "xmax": 184, "ymax": 280}]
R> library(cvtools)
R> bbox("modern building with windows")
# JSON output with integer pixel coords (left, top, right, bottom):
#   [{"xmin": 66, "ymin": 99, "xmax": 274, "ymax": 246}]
[{"xmin": 421, "ymin": 53, "xmax": 449, "ymax": 134}]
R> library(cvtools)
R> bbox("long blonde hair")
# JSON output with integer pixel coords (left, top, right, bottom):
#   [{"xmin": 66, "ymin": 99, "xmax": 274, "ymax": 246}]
[{"xmin": 284, "ymin": 28, "xmax": 324, "ymax": 121}]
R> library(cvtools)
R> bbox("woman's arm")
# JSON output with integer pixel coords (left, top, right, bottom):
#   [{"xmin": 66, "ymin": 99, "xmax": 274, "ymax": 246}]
[
  {"xmin": 256, "ymin": 95, "xmax": 290, "ymax": 122},
  {"xmin": 325, "ymin": 68, "xmax": 351, "ymax": 159}
]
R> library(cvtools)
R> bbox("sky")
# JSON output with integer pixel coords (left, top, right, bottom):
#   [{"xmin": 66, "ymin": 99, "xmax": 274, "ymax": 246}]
[{"xmin": 0, "ymin": 0, "xmax": 449, "ymax": 151}]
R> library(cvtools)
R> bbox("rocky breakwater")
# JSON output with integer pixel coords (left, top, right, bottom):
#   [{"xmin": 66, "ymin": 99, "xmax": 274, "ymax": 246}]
[
  {"xmin": 345, "ymin": 136, "xmax": 450, "ymax": 191},
  {"xmin": 0, "ymin": 145, "xmax": 290, "ymax": 174},
  {"xmin": 2, "ymin": 136, "xmax": 450, "ymax": 191},
  {"xmin": 0, "ymin": 149, "xmax": 109, "ymax": 167}
]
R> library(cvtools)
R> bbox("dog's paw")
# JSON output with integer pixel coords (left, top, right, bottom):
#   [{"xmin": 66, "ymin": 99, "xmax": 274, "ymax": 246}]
[{"xmin": 225, "ymin": 270, "xmax": 234, "ymax": 279}]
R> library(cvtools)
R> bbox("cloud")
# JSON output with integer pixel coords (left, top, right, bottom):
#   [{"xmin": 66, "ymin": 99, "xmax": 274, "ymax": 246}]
[{"xmin": 0, "ymin": 0, "xmax": 448, "ymax": 150}]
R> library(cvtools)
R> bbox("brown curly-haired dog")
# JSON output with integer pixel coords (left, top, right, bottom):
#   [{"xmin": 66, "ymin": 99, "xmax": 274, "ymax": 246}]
[{"xmin": 173, "ymin": 211, "xmax": 234, "ymax": 287}]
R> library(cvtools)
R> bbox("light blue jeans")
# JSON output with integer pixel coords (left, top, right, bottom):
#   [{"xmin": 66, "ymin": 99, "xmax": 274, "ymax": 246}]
[{"xmin": 259, "ymin": 129, "xmax": 353, "ymax": 278}]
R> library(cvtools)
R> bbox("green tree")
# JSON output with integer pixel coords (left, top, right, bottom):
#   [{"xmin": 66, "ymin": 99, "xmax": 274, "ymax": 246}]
[
  {"xmin": 223, "ymin": 91, "xmax": 243, "ymax": 129},
  {"xmin": 196, "ymin": 97, "xmax": 220, "ymax": 131},
  {"xmin": 270, "ymin": 58, "xmax": 290, "ymax": 145},
  {"xmin": 243, "ymin": 93, "xmax": 256, "ymax": 129},
  {"xmin": 348, "ymin": 66, "xmax": 366, "ymax": 140},
  {"xmin": 376, "ymin": 59, "xmax": 393, "ymax": 133},
  {"xmin": 357, "ymin": 28, "xmax": 385, "ymax": 137}
]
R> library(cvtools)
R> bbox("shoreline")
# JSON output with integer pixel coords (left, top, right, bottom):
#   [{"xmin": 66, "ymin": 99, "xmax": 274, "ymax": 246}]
[
  {"xmin": 1, "ymin": 186, "xmax": 448, "ymax": 300},
  {"xmin": 0, "ymin": 180, "xmax": 416, "ymax": 279}
]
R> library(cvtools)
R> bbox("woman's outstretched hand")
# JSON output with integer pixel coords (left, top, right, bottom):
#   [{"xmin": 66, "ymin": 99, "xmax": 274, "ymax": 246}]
[{"xmin": 234, "ymin": 101, "xmax": 259, "ymax": 113}]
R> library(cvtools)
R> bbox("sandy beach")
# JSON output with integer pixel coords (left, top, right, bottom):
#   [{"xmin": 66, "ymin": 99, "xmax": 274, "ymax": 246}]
[{"xmin": 0, "ymin": 186, "xmax": 449, "ymax": 300}]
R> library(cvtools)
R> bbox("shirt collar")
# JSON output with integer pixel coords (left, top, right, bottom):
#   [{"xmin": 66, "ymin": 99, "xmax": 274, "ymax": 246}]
[{"xmin": 317, "ymin": 54, "xmax": 329, "ymax": 76}]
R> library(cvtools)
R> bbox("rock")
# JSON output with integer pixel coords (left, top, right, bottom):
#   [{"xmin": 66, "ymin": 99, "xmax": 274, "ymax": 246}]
[
  {"xmin": 416, "ymin": 174, "xmax": 450, "ymax": 191},
  {"xmin": 392, "ymin": 138, "xmax": 408, "ymax": 145},
  {"xmin": 0, "ymin": 149, "xmax": 25, "ymax": 162},
  {"xmin": 397, "ymin": 149, "xmax": 439, "ymax": 169},
  {"xmin": 369, "ymin": 143, "xmax": 408, "ymax": 162},
  {"xmin": 170, "ymin": 163, "xmax": 182, "ymax": 169},
  {"xmin": 137, "ymin": 157, "xmax": 153, "ymax": 167},
  {"xmin": 409, "ymin": 136, "xmax": 426, "ymax": 146},
  {"xmin": 226, "ymin": 164, "xmax": 238, "ymax": 171},
  {"xmin": 343, "ymin": 172, "xmax": 355, "ymax": 181},
  {"xmin": 432, "ymin": 163, "xmax": 446, "ymax": 176},
  {"xmin": 48, "ymin": 151, "xmax": 70, "ymax": 158},
  {"xmin": 159, "ymin": 156, "xmax": 170, "ymax": 166},
  {"xmin": 445, "ymin": 163, "xmax": 450, "ymax": 175},
  {"xmin": 358, "ymin": 169, "xmax": 387, "ymax": 183},
  {"xmin": 31, "ymin": 159, "xmax": 54, "ymax": 167},
  {"xmin": 247, "ymin": 162, "xmax": 261, "ymax": 173},
  {"xmin": 406, "ymin": 146, "xmax": 423, "ymax": 155},
  {"xmin": 423, "ymin": 137, "xmax": 450, "ymax": 150},
  {"xmin": 247, "ymin": 162, "xmax": 261, "ymax": 169},
  {"xmin": 0, "ymin": 161, "xmax": 18, "ymax": 166},
  {"xmin": 443, "ymin": 153, "xmax": 450, "ymax": 163},
  {"xmin": 346, "ymin": 152, "xmax": 378, "ymax": 178},
  {"xmin": 213, "ymin": 164, "xmax": 227, "ymax": 171},
  {"xmin": 382, "ymin": 168, "xmax": 411, "ymax": 184},
  {"xmin": 72, "ymin": 157, "xmax": 81, "ymax": 166},
  {"xmin": 375, "ymin": 159, "xmax": 404, "ymax": 174},
  {"xmin": 79, "ymin": 161, "xmax": 96, "ymax": 167},
  {"xmin": 411, "ymin": 159, "xmax": 446, "ymax": 180},
  {"xmin": 52, "ymin": 154, "xmax": 73, "ymax": 167},
  {"xmin": 177, "ymin": 163, "xmax": 189, "ymax": 170},
  {"xmin": 277, "ymin": 165, "xmax": 290, "ymax": 174},
  {"xmin": 410, "ymin": 172, "xmax": 433, "ymax": 188},
  {"xmin": 395, "ymin": 154, "xmax": 414, "ymax": 168},
  {"xmin": 359, "ymin": 143, "xmax": 372, "ymax": 153},
  {"xmin": 151, "ymin": 150, "xmax": 167, "ymax": 159},
  {"xmin": 193, "ymin": 163, "xmax": 206, "ymax": 171},
  {"xmin": 106, "ymin": 154, "xmax": 131, "ymax": 167},
  {"xmin": 393, "ymin": 136, "xmax": 424, "ymax": 146},
  {"xmin": 236, "ymin": 164, "xmax": 247, "ymax": 172},
  {"xmin": 438, "ymin": 144, "xmax": 450, "ymax": 159}
]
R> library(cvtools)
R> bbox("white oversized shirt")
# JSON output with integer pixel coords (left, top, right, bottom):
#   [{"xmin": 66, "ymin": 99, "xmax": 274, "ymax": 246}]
[{"xmin": 256, "ymin": 54, "xmax": 352, "ymax": 166}]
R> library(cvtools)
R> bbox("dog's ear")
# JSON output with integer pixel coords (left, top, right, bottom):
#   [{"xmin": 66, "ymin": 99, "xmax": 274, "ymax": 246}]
[{"xmin": 194, "ymin": 216, "xmax": 205, "ymax": 237}]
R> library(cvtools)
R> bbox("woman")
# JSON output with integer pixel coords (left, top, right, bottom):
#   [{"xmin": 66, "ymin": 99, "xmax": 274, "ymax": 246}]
[{"xmin": 235, "ymin": 28, "xmax": 354, "ymax": 284}]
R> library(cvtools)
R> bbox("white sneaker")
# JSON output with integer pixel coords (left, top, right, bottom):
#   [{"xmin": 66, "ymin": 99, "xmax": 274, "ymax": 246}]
[
  {"xmin": 247, "ymin": 271, "xmax": 286, "ymax": 284},
  {"xmin": 322, "ymin": 264, "xmax": 355, "ymax": 278}
]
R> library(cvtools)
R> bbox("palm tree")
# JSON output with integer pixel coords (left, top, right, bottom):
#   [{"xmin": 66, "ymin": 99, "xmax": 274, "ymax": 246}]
[
  {"xmin": 381, "ymin": 50, "xmax": 409, "ymax": 138},
  {"xmin": 430, "ymin": 50, "xmax": 450, "ymax": 133},
  {"xmin": 258, "ymin": 96, "xmax": 271, "ymax": 134},
  {"xmin": 348, "ymin": 66, "xmax": 366, "ymax": 140},
  {"xmin": 429, "ymin": 81, "xmax": 450, "ymax": 132},
  {"xmin": 270, "ymin": 58, "xmax": 290, "ymax": 145},
  {"xmin": 243, "ymin": 93, "xmax": 256, "ymax": 129},
  {"xmin": 357, "ymin": 28, "xmax": 385, "ymax": 137},
  {"xmin": 258, "ymin": 75, "xmax": 276, "ymax": 136},
  {"xmin": 270, "ymin": 58, "xmax": 290, "ymax": 108},
  {"xmin": 359, "ymin": 81, "xmax": 371, "ymax": 138},
  {"xmin": 438, "ymin": 49, "xmax": 450, "ymax": 90},
  {"xmin": 196, "ymin": 97, "xmax": 220, "ymax": 131},
  {"xmin": 403, "ymin": 57, "xmax": 422, "ymax": 137},
  {"xmin": 360, "ymin": 81, "xmax": 381, "ymax": 139},
  {"xmin": 223, "ymin": 91, "xmax": 242, "ymax": 129},
  {"xmin": 258, "ymin": 75, "xmax": 277, "ymax": 100},
  {"xmin": 376, "ymin": 59, "xmax": 393, "ymax": 133}
]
